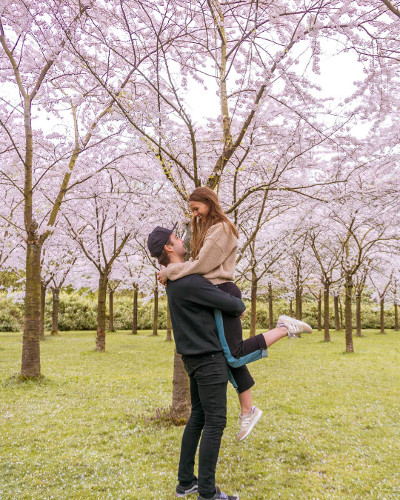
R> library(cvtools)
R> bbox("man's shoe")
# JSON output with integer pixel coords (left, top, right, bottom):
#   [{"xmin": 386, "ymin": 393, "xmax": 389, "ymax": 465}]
[
  {"xmin": 277, "ymin": 315, "xmax": 312, "ymax": 338},
  {"xmin": 197, "ymin": 486, "xmax": 239, "ymax": 499},
  {"xmin": 237, "ymin": 405, "xmax": 262, "ymax": 441},
  {"xmin": 176, "ymin": 478, "xmax": 198, "ymax": 497}
]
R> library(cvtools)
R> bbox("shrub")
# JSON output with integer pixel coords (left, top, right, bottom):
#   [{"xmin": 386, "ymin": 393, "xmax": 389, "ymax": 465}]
[
  {"xmin": 0, "ymin": 297, "xmax": 24, "ymax": 332},
  {"xmin": 1, "ymin": 290, "xmax": 398, "ymax": 332}
]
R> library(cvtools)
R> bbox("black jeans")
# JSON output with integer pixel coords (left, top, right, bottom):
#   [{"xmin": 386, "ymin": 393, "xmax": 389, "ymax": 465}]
[{"xmin": 178, "ymin": 352, "xmax": 228, "ymax": 498}]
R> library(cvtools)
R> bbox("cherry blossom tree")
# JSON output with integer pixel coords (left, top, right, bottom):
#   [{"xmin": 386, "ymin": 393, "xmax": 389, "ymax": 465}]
[
  {"xmin": 0, "ymin": 1, "xmax": 143, "ymax": 377},
  {"xmin": 63, "ymin": 173, "xmax": 141, "ymax": 351}
]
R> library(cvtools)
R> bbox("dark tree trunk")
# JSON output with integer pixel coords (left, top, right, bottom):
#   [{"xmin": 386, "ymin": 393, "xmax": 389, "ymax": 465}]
[
  {"xmin": 132, "ymin": 287, "xmax": 138, "ymax": 335},
  {"xmin": 40, "ymin": 282, "xmax": 46, "ymax": 339},
  {"xmin": 339, "ymin": 298, "xmax": 344, "ymax": 330},
  {"xmin": 344, "ymin": 274, "xmax": 354, "ymax": 353},
  {"xmin": 355, "ymin": 293, "xmax": 363, "ymax": 337},
  {"xmin": 268, "ymin": 283, "xmax": 274, "ymax": 330},
  {"xmin": 380, "ymin": 298, "xmax": 385, "ymax": 334},
  {"xmin": 109, "ymin": 290, "xmax": 115, "ymax": 332},
  {"xmin": 21, "ymin": 240, "xmax": 42, "ymax": 378},
  {"xmin": 299, "ymin": 289, "xmax": 303, "ymax": 320},
  {"xmin": 51, "ymin": 287, "xmax": 60, "ymax": 336},
  {"xmin": 289, "ymin": 298, "xmax": 293, "ymax": 316},
  {"xmin": 395, "ymin": 302, "xmax": 399, "ymax": 331},
  {"xmin": 152, "ymin": 277, "xmax": 159, "ymax": 336},
  {"xmin": 323, "ymin": 284, "xmax": 331, "ymax": 342},
  {"xmin": 295, "ymin": 288, "xmax": 302, "ymax": 320},
  {"xmin": 317, "ymin": 290, "xmax": 322, "ymax": 331},
  {"xmin": 334, "ymin": 295, "xmax": 340, "ymax": 331},
  {"xmin": 166, "ymin": 299, "xmax": 172, "ymax": 341},
  {"xmin": 96, "ymin": 271, "xmax": 107, "ymax": 351},
  {"xmin": 168, "ymin": 223, "xmax": 191, "ymax": 423},
  {"xmin": 250, "ymin": 270, "xmax": 257, "ymax": 337},
  {"xmin": 170, "ymin": 350, "xmax": 190, "ymax": 423}
]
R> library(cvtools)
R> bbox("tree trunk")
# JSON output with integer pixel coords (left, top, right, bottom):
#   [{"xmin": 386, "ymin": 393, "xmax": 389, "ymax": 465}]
[
  {"xmin": 109, "ymin": 290, "xmax": 115, "ymax": 332},
  {"xmin": 299, "ymin": 288, "xmax": 303, "ymax": 320},
  {"xmin": 317, "ymin": 290, "xmax": 322, "ymax": 331},
  {"xmin": 395, "ymin": 302, "xmax": 399, "ymax": 331},
  {"xmin": 153, "ymin": 276, "xmax": 159, "ymax": 336},
  {"xmin": 380, "ymin": 297, "xmax": 385, "ymax": 334},
  {"xmin": 51, "ymin": 287, "xmax": 60, "ymax": 336},
  {"xmin": 323, "ymin": 284, "xmax": 331, "ymax": 342},
  {"xmin": 295, "ymin": 288, "xmax": 302, "ymax": 320},
  {"xmin": 334, "ymin": 295, "xmax": 340, "ymax": 331},
  {"xmin": 21, "ymin": 241, "xmax": 42, "ymax": 378},
  {"xmin": 96, "ymin": 271, "xmax": 107, "ymax": 352},
  {"xmin": 289, "ymin": 298, "xmax": 293, "ymax": 316},
  {"xmin": 40, "ymin": 282, "xmax": 46, "ymax": 339},
  {"xmin": 166, "ymin": 299, "xmax": 172, "ymax": 341},
  {"xmin": 344, "ymin": 274, "xmax": 354, "ymax": 353},
  {"xmin": 170, "ymin": 350, "xmax": 190, "ymax": 423},
  {"xmin": 355, "ymin": 293, "xmax": 363, "ymax": 337},
  {"xmin": 268, "ymin": 283, "xmax": 274, "ymax": 330},
  {"xmin": 250, "ymin": 270, "xmax": 257, "ymax": 337},
  {"xmin": 339, "ymin": 298, "xmax": 344, "ymax": 330},
  {"xmin": 132, "ymin": 286, "xmax": 138, "ymax": 335}
]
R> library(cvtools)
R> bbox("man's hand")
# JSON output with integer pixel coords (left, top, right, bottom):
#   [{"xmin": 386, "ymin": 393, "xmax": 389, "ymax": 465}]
[
  {"xmin": 158, "ymin": 268, "xmax": 168, "ymax": 286},
  {"xmin": 240, "ymin": 310, "xmax": 246, "ymax": 320}
]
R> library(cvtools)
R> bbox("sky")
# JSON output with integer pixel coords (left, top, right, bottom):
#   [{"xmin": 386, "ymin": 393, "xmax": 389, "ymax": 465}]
[{"xmin": 185, "ymin": 42, "xmax": 365, "ymax": 129}]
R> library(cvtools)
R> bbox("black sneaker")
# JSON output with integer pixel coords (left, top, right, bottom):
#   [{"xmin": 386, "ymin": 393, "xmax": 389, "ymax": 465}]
[
  {"xmin": 176, "ymin": 478, "xmax": 198, "ymax": 497},
  {"xmin": 197, "ymin": 486, "xmax": 239, "ymax": 499}
]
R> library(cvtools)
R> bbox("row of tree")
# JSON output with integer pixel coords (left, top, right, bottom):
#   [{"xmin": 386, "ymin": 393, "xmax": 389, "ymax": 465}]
[{"xmin": 1, "ymin": 1, "xmax": 400, "ymax": 384}]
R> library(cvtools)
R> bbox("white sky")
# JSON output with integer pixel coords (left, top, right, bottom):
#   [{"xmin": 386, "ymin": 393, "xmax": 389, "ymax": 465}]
[{"xmin": 185, "ymin": 45, "xmax": 364, "ymax": 126}]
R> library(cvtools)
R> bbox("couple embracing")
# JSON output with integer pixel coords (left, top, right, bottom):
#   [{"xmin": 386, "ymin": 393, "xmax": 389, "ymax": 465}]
[{"xmin": 147, "ymin": 187, "xmax": 312, "ymax": 500}]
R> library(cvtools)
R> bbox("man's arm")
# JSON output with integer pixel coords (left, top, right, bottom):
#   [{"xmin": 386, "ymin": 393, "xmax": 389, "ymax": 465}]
[{"xmin": 186, "ymin": 275, "xmax": 245, "ymax": 317}]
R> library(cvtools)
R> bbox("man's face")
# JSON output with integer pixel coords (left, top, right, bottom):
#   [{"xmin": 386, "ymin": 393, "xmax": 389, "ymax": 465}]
[{"xmin": 167, "ymin": 233, "xmax": 187, "ymax": 258}]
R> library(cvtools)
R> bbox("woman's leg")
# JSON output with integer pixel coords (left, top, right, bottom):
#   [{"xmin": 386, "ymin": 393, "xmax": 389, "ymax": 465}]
[
  {"xmin": 217, "ymin": 282, "xmax": 308, "ymax": 356},
  {"xmin": 262, "ymin": 326, "xmax": 288, "ymax": 346},
  {"xmin": 228, "ymin": 365, "xmax": 254, "ymax": 415},
  {"xmin": 238, "ymin": 388, "xmax": 252, "ymax": 415},
  {"xmin": 217, "ymin": 282, "xmax": 288, "ymax": 357}
]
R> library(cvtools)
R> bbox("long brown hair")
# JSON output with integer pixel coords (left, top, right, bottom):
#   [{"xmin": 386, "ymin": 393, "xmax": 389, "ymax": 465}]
[{"xmin": 188, "ymin": 186, "xmax": 238, "ymax": 259}]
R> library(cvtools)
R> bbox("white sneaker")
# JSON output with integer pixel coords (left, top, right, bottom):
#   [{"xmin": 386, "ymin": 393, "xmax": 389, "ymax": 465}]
[
  {"xmin": 237, "ymin": 406, "xmax": 262, "ymax": 441},
  {"xmin": 277, "ymin": 315, "xmax": 312, "ymax": 338}
]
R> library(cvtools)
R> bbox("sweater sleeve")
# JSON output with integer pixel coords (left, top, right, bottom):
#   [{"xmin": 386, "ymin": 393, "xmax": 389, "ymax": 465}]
[{"xmin": 165, "ymin": 223, "xmax": 236, "ymax": 281}]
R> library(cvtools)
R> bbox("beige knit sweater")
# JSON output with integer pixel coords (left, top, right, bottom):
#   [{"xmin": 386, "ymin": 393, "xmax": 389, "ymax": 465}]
[{"xmin": 165, "ymin": 222, "xmax": 237, "ymax": 285}]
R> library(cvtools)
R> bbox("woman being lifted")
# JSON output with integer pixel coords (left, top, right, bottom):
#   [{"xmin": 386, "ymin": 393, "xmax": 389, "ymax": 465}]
[{"xmin": 158, "ymin": 186, "xmax": 312, "ymax": 441}]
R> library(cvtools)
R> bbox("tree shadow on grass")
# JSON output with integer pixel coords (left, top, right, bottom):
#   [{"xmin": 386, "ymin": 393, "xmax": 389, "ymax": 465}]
[
  {"xmin": 132, "ymin": 406, "xmax": 187, "ymax": 428},
  {"xmin": 3, "ymin": 373, "xmax": 50, "ymax": 386}
]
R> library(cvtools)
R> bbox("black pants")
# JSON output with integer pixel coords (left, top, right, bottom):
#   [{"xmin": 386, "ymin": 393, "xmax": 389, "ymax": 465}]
[
  {"xmin": 178, "ymin": 352, "xmax": 228, "ymax": 498},
  {"xmin": 216, "ymin": 282, "xmax": 267, "ymax": 394}
]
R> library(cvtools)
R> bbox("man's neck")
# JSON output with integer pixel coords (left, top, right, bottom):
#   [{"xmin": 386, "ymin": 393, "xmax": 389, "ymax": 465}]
[{"xmin": 168, "ymin": 255, "xmax": 185, "ymax": 264}]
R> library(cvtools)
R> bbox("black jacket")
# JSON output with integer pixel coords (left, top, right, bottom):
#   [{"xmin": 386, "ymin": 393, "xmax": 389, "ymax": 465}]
[{"xmin": 166, "ymin": 274, "xmax": 246, "ymax": 356}]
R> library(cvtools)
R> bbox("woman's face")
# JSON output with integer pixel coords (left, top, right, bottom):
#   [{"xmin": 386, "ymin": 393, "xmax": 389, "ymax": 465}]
[{"xmin": 189, "ymin": 200, "xmax": 210, "ymax": 221}]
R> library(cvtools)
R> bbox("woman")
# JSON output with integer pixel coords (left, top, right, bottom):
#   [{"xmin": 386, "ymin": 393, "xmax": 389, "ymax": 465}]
[{"xmin": 159, "ymin": 187, "xmax": 312, "ymax": 441}]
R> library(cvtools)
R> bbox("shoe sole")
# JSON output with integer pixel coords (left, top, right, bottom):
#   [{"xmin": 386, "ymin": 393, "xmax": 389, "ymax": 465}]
[
  {"xmin": 237, "ymin": 409, "xmax": 263, "ymax": 441},
  {"xmin": 175, "ymin": 485, "xmax": 198, "ymax": 497}
]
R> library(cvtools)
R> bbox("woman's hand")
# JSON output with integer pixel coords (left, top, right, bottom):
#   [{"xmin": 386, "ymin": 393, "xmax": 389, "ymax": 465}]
[
  {"xmin": 158, "ymin": 268, "xmax": 168, "ymax": 286},
  {"xmin": 240, "ymin": 310, "xmax": 246, "ymax": 320}
]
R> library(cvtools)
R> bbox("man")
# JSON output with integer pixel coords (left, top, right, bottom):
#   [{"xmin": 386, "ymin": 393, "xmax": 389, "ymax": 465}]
[{"xmin": 147, "ymin": 225, "xmax": 242, "ymax": 500}]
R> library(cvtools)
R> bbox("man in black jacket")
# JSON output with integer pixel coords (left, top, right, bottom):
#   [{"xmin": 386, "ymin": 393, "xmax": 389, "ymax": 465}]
[{"xmin": 148, "ymin": 226, "xmax": 243, "ymax": 500}]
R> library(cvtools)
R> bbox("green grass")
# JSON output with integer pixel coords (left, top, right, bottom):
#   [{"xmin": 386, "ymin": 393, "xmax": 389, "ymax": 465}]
[{"xmin": 0, "ymin": 330, "xmax": 399, "ymax": 499}]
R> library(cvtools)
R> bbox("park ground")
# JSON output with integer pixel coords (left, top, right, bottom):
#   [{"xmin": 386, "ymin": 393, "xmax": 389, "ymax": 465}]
[{"xmin": 0, "ymin": 329, "xmax": 399, "ymax": 499}]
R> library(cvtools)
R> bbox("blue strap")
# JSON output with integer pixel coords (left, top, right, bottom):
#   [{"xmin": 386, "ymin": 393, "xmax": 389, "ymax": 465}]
[{"xmin": 214, "ymin": 309, "xmax": 268, "ymax": 369}]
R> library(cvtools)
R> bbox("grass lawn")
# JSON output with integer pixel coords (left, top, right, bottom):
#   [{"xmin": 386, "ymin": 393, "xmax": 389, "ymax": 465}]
[{"xmin": 0, "ymin": 329, "xmax": 399, "ymax": 499}]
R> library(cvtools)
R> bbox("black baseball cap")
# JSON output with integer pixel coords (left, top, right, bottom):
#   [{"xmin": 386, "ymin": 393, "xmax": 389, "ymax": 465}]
[{"xmin": 147, "ymin": 223, "xmax": 177, "ymax": 258}]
